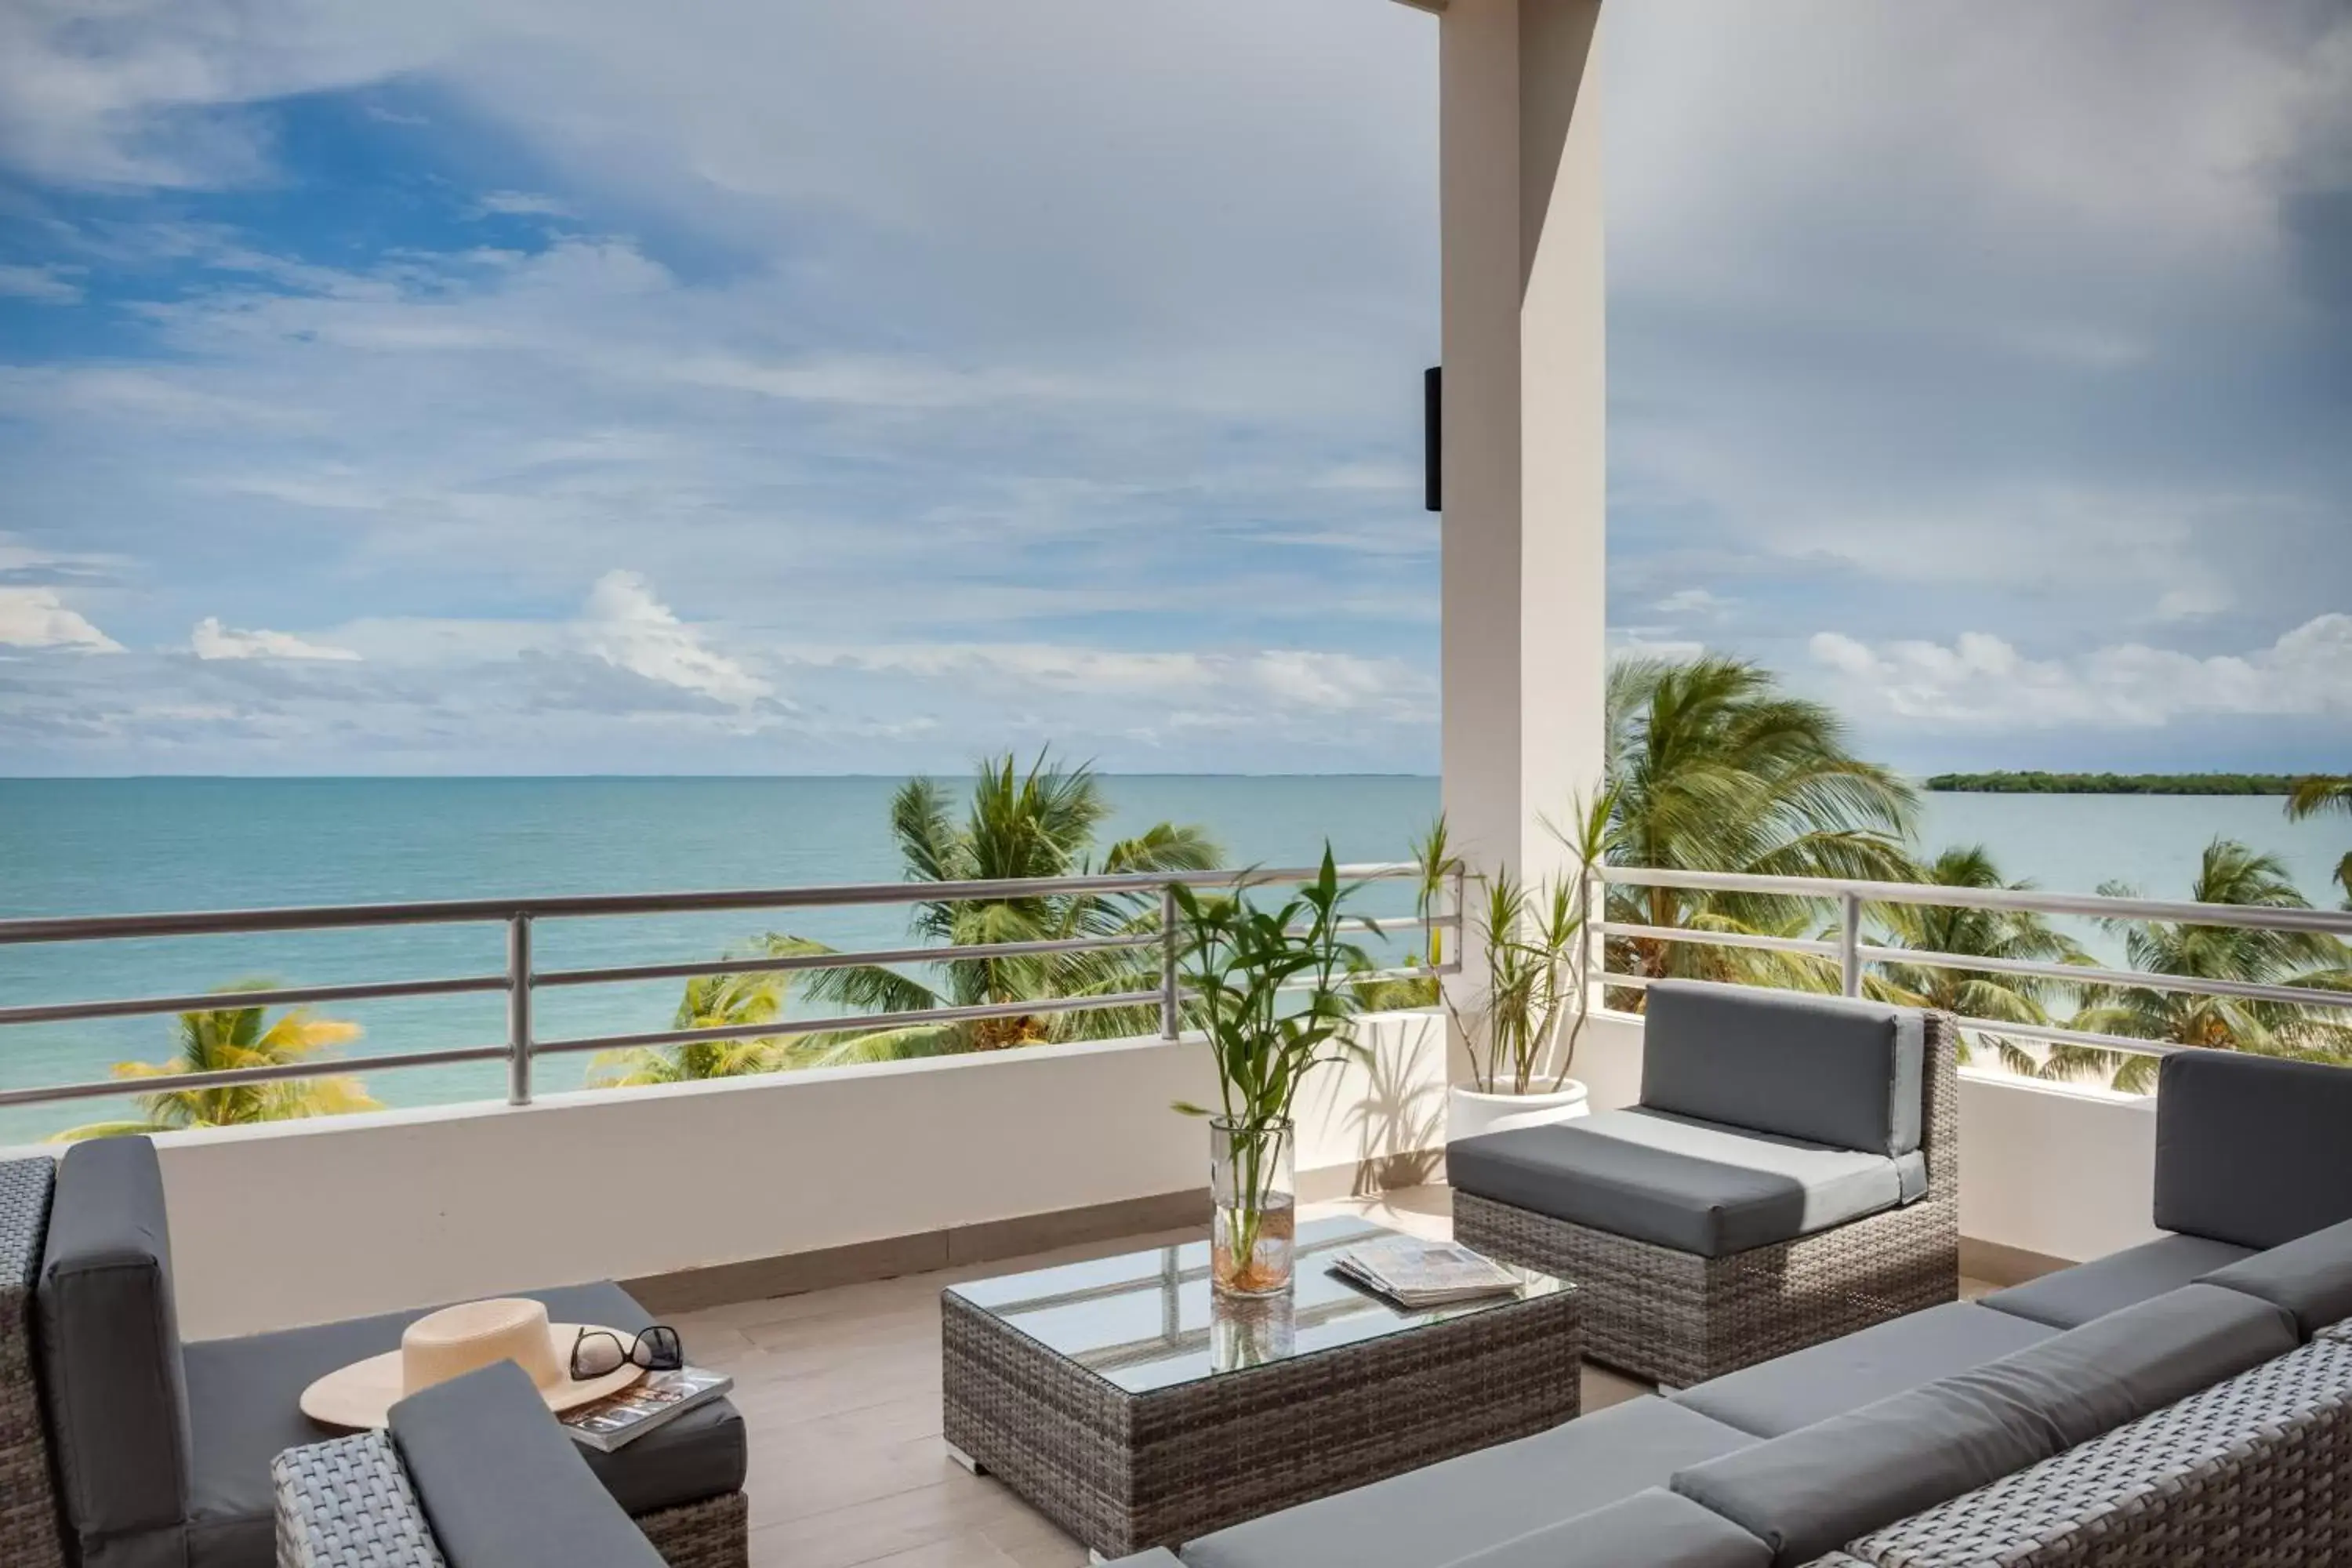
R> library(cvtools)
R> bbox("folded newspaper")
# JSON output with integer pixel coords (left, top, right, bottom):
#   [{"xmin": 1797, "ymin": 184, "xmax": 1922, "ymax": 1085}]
[{"xmin": 1330, "ymin": 1238, "xmax": 1521, "ymax": 1308}]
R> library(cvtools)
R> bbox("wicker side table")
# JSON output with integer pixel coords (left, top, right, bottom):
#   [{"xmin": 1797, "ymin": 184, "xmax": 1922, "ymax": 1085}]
[{"xmin": 942, "ymin": 1218, "xmax": 1582, "ymax": 1559}]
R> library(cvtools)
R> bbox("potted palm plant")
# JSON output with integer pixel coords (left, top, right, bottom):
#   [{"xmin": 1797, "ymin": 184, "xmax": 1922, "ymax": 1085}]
[
  {"xmin": 1172, "ymin": 850, "xmax": 1368, "ymax": 1296},
  {"xmin": 1436, "ymin": 790, "xmax": 1614, "ymax": 1144}
]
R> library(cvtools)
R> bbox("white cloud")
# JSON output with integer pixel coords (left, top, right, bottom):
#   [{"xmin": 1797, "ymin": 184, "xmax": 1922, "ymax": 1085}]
[
  {"xmin": 1654, "ymin": 586, "xmax": 1735, "ymax": 620},
  {"xmin": 579, "ymin": 570, "xmax": 772, "ymax": 706},
  {"xmin": 0, "ymin": 588, "xmax": 121, "ymax": 652},
  {"xmin": 0, "ymin": 263, "xmax": 84, "ymax": 303},
  {"xmin": 473, "ymin": 191, "xmax": 573, "ymax": 218},
  {"xmin": 190, "ymin": 617, "xmax": 362, "ymax": 661},
  {"xmin": 2154, "ymin": 585, "xmax": 2234, "ymax": 622},
  {"xmin": 1809, "ymin": 613, "xmax": 2352, "ymax": 729}
]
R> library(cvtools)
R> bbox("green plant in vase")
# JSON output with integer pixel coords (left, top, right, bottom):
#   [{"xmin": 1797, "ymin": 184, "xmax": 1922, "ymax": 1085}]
[{"xmin": 1172, "ymin": 849, "xmax": 1370, "ymax": 1296}]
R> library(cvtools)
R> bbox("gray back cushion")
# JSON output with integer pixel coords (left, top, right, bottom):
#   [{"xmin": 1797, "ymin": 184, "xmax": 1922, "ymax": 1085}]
[
  {"xmin": 36, "ymin": 1137, "xmax": 195, "ymax": 1559},
  {"xmin": 1670, "ymin": 1378, "xmax": 2053, "ymax": 1567},
  {"xmin": 391, "ymin": 1362, "xmax": 666, "ymax": 1568},
  {"xmin": 2200, "ymin": 1218, "xmax": 2352, "ymax": 1338},
  {"xmin": 1940, "ymin": 1283, "xmax": 2294, "ymax": 1450},
  {"xmin": 1642, "ymin": 981, "xmax": 1925, "ymax": 1157},
  {"xmin": 1669, "ymin": 1283, "xmax": 2296, "ymax": 1566},
  {"xmin": 2155, "ymin": 1048, "xmax": 2352, "ymax": 1249}
]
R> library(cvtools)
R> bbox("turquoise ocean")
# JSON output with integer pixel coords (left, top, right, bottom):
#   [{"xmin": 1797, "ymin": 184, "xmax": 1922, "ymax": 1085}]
[{"xmin": 0, "ymin": 777, "xmax": 2343, "ymax": 1144}]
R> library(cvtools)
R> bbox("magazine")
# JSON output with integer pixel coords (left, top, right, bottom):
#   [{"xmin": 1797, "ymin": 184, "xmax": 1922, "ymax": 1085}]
[
  {"xmin": 561, "ymin": 1367, "xmax": 735, "ymax": 1452},
  {"xmin": 1330, "ymin": 1238, "xmax": 1522, "ymax": 1308}
]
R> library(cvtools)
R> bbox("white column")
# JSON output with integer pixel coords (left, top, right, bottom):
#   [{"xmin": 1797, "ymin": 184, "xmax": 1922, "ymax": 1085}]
[{"xmin": 1438, "ymin": 0, "xmax": 1607, "ymax": 886}]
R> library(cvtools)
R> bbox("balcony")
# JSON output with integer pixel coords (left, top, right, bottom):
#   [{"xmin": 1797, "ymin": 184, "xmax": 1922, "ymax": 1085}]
[{"xmin": 3, "ymin": 856, "xmax": 2348, "ymax": 1566}]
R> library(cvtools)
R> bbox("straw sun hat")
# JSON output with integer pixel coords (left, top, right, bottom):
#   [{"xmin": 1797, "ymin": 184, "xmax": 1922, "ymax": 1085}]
[{"xmin": 299, "ymin": 1298, "xmax": 646, "ymax": 1429}]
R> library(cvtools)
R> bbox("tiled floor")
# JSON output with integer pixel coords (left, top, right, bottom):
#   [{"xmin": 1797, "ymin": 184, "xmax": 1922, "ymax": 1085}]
[{"xmin": 671, "ymin": 1188, "xmax": 1978, "ymax": 1568}]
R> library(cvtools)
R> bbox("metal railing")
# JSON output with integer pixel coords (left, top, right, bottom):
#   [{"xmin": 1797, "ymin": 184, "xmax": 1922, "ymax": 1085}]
[
  {"xmin": 0, "ymin": 864, "xmax": 1457, "ymax": 1112},
  {"xmin": 1596, "ymin": 866, "xmax": 2352, "ymax": 1061}
]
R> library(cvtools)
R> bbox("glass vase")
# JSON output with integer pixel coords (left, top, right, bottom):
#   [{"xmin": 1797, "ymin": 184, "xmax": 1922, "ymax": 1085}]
[
  {"xmin": 1210, "ymin": 1116, "xmax": 1296, "ymax": 1296},
  {"xmin": 1210, "ymin": 1290, "xmax": 1298, "ymax": 1371}
]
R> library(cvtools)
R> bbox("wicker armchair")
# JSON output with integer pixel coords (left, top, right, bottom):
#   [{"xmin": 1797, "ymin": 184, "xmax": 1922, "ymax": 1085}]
[
  {"xmin": 5, "ymin": 1139, "xmax": 747, "ymax": 1568},
  {"xmin": 277, "ymin": 1360, "xmax": 692, "ymax": 1568},
  {"xmin": 1454, "ymin": 987, "xmax": 1959, "ymax": 1388}
]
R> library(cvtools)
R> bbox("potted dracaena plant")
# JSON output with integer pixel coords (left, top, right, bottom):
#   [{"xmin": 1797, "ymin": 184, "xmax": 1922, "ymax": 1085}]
[
  {"xmin": 1432, "ymin": 789, "xmax": 1616, "ymax": 1144},
  {"xmin": 1171, "ymin": 849, "xmax": 1370, "ymax": 1296}
]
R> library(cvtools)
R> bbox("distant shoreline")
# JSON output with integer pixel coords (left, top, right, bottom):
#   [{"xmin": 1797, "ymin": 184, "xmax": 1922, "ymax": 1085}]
[{"xmin": 1925, "ymin": 771, "xmax": 2328, "ymax": 797}]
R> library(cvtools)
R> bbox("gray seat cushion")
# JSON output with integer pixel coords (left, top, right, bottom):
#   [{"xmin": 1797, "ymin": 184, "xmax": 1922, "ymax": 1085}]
[
  {"xmin": 1642, "ymin": 981, "xmax": 1925, "ymax": 1157},
  {"xmin": 391, "ymin": 1362, "xmax": 667, "ymax": 1568},
  {"xmin": 2198, "ymin": 1218, "xmax": 2352, "ymax": 1339},
  {"xmin": 1978, "ymin": 1232, "xmax": 2256, "ymax": 1330},
  {"xmin": 1436, "ymin": 1489, "xmax": 1770, "ymax": 1568},
  {"xmin": 182, "ymin": 1280, "xmax": 743, "ymax": 1568},
  {"xmin": 1669, "ymin": 1283, "xmax": 2298, "ymax": 1567},
  {"xmin": 1181, "ymin": 1396, "xmax": 1759, "ymax": 1568},
  {"xmin": 2155, "ymin": 1048, "xmax": 2352, "ymax": 1250},
  {"xmin": 1449, "ymin": 1108, "xmax": 1911, "ymax": 1258},
  {"xmin": 37, "ymin": 1137, "xmax": 196, "ymax": 1568},
  {"xmin": 1672, "ymin": 1303, "xmax": 2056, "ymax": 1438}
]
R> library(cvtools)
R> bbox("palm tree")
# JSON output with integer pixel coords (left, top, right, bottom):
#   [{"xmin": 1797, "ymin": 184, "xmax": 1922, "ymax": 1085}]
[
  {"xmin": 2286, "ymin": 774, "xmax": 2351, "ymax": 902},
  {"xmin": 789, "ymin": 752, "xmax": 1221, "ymax": 1061},
  {"xmin": 2057, "ymin": 839, "xmax": 2352, "ymax": 1093},
  {"xmin": 589, "ymin": 937, "xmax": 830, "ymax": 1086},
  {"xmin": 1871, "ymin": 845, "xmax": 2090, "ymax": 1076},
  {"xmin": 57, "ymin": 982, "xmax": 377, "ymax": 1138},
  {"xmin": 1605, "ymin": 655, "xmax": 1917, "ymax": 998}
]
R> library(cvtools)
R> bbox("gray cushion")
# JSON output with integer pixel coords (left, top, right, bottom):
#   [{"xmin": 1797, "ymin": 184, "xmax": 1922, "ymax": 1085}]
[
  {"xmin": 182, "ymin": 1279, "xmax": 743, "ymax": 1568},
  {"xmin": 1672, "ymin": 1303, "xmax": 2056, "ymax": 1438},
  {"xmin": 2199, "ymin": 1218, "xmax": 2352, "ymax": 1338},
  {"xmin": 1437, "ymin": 1489, "xmax": 1770, "ymax": 1568},
  {"xmin": 392, "ymin": 1363, "xmax": 667, "ymax": 1568},
  {"xmin": 2155, "ymin": 1048, "xmax": 2352, "ymax": 1249},
  {"xmin": 1670, "ymin": 1283, "xmax": 2298, "ymax": 1566},
  {"xmin": 1181, "ymin": 1396, "xmax": 1759, "ymax": 1568},
  {"xmin": 1642, "ymin": 981, "xmax": 1925, "ymax": 1157},
  {"xmin": 1449, "ymin": 1108, "xmax": 1907, "ymax": 1258},
  {"xmin": 1940, "ymin": 1283, "xmax": 2294, "ymax": 1450},
  {"xmin": 1671, "ymin": 1377, "xmax": 2056, "ymax": 1568},
  {"xmin": 1978, "ymin": 1232, "xmax": 2256, "ymax": 1330},
  {"xmin": 37, "ymin": 1137, "xmax": 195, "ymax": 1568}
]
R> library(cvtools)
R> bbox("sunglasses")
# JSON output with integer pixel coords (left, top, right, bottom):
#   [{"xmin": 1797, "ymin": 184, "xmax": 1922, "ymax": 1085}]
[{"xmin": 571, "ymin": 1324, "xmax": 684, "ymax": 1381}]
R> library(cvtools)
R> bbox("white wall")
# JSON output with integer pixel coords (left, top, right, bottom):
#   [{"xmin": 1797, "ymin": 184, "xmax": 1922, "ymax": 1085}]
[
  {"xmin": 38, "ymin": 1010, "xmax": 2161, "ymax": 1338},
  {"xmin": 124, "ymin": 1016, "xmax": 1462, "ymax": 1341},
  {"xmin": 1957, "ymin": 1070, "xmax": 2161, "ymax": 1266},
  {"xmin": 147, "ymin": 1036, "xmax": 1219, "ymax": 1338}
]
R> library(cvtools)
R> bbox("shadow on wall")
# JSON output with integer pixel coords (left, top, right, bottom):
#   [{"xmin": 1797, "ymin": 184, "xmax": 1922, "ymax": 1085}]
[{"xmin": 1346, "ymin": 1012, "xmax": 1448, "ymax": 1194}]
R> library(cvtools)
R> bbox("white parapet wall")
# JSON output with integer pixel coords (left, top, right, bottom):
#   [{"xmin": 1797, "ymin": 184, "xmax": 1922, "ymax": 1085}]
[
  {"xmin": 81, "ymin": 1013, "xmax": 1470, "ymax": 1340},
  {"xmin": 143, "ymin": 1034, "xmax": 1221, "ymax": 1338},
  {"xmin": 1955, "ymin": 1069, "xmax": 2161, "ymax": 1270},
  {"xmin": 16, "ymin": 1005, "xmax": 2163, "ymax": 1338}
]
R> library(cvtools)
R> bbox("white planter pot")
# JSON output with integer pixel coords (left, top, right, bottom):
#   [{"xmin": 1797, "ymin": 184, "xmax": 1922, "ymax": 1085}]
[{"xmin": 1447, "ymin": 1080, "xmax": 1591, "ymax": 1144}]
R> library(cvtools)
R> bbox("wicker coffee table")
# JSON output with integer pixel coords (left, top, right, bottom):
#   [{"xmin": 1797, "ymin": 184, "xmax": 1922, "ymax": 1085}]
[{"xmin": 942, "ymin": 1217, "xmax": 1581, "ymax": 1559}]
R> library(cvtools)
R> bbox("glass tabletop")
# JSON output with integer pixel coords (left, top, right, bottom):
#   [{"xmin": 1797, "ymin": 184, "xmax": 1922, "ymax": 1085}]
[{"xmin": 946, "ymin": 1216, "xmax": 1571, "ymax": 1394}]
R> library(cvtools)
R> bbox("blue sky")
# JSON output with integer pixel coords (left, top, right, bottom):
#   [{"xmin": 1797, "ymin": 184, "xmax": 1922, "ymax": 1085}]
[{"xmin": 0, "ymin": 0, "xmax": 2347, "ymax": 776}]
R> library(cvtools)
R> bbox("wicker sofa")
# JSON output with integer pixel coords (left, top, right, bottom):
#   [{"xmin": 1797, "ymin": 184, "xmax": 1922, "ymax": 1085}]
[
  {"xmin": 0, "ymin": 1136, "xmax": 748, "ymax": 1568},
  {"xmin": 1451, "ymin": 981, "xmax": 1959, "ymax": 1386},
  {"xmin": 1095, "ymin": 1046, "xmax": 2352, "ymax": 1568}
]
